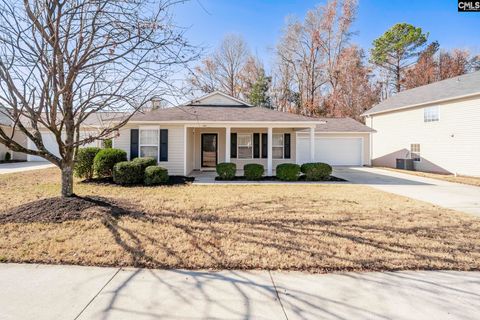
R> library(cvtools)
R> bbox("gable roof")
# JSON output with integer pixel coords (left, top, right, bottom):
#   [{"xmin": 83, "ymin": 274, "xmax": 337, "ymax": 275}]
[
  {"xmin": 188, "ymin": 91, "xmax": 252, "ymax": 106},
  {"xmin": 363, "ymin": 71, "xmax": 480, "ymax": 116},
  {"xmin": 130, "ymin": 105, "xmax": 320, "ymax": 122}
]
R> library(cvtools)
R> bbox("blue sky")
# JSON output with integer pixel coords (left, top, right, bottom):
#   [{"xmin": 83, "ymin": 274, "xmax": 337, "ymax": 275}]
[{"xmin": 174, "ymin": 0, "xmax": 480, "ymax": 70}]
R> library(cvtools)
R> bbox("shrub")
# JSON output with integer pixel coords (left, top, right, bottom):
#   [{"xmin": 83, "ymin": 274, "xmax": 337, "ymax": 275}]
[
  {"xmin": 4, "ymin": 152, "xmax": 11, "ymax": 161},
  {"xmin": 93, "ymin": 148, "xmax": 127, "ymax": 177},
  {"xmin": 144, "ymin": 166, "xmax": 169, "ymax": 186},
  {"xmin": 132, "ymin": 157, "xmax": 157, "ymax": 172},
  {"xmin": 244, "ymin": 163, "xmax": 264, "ymax": 180},
  {"xmin": 103, "ymin": 139, "xmax": 112, "ymax": 149},
  {"xmin": 301, "ymin": 162, "xmax": 333, "ymax": 181},
  {"xmin": 113, "ymin": 161, "xmax": 143, "ymax": 185},
  {"xmin": 216, "ymin": 162, "xmax": 236, "ymax": 180},
  {"xmin": 276, "ymin": 163, "xmax": 301, "ymax": 181},
  {"xmin": 74, "ymin": 147, "xmax": 101, "ymax": 179}
]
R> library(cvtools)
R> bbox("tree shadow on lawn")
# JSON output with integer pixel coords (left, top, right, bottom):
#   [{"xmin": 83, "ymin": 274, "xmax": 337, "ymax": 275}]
[
  {"xmin": 4, "ymin": 196, "xmax": 480, "ymax": 319},
  {"xmin": 2, "ymin": 195, "xmax": 480, "ymax": 274}
]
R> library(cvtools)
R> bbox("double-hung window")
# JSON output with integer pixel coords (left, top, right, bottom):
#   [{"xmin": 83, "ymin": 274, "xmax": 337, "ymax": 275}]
[
  {"xmin": 139, "ymin": 129, "xmax": 159, "ymax": 162},
  {"xmin": 237, "ymin": 134, "xmax": 253, "ymax": 159},
  {"xmin": 410, "ymin": 144, "xmax": 421, "ymax": 162},
  {"xmin": 424, "ymin": 106, "xmax": 439, "ymax": 122},
  {"xmin": 272, "ymin": 133, "xmax": 284, "ymax": 159}
]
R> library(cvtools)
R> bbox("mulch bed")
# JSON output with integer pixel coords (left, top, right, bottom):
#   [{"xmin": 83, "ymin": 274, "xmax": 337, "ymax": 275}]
[
  {"xmin": 215, "ymin": 175, "xmax": 346, "ymax": 182},
  {"xmin": 0, "ymin": 196, "xmax": 140, "ymax": 224},
  {"xmin": 81, "ymin": 175, "xmax": 195, "ymax": 186}
]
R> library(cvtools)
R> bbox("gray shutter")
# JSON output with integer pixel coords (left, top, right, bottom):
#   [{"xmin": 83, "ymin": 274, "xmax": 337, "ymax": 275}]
[
  {"xmin": 231, "ymin": 133, "xmax": 237, "ymax": 158},
  {"xmin": 130, "ymin": 129, "xmax": 139, "ymax": 160},
  {"xmin": 284, "ymin": 133, "xmax": 291, "ymax": 159},
  {"xmin": 160, "ymin": 129, "xmax": 168, "ymax": 161}
]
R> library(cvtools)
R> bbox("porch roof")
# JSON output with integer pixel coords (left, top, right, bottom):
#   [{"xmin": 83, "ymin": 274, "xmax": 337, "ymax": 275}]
[{"xmin": 130, "ymin": 105, "xmax": 320, "ymax": 123}]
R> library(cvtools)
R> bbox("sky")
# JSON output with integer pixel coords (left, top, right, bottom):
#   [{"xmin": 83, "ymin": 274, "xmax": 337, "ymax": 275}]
[{"xmin": 174, "ymin": 0, "xmax": 480, "ymax": 71}]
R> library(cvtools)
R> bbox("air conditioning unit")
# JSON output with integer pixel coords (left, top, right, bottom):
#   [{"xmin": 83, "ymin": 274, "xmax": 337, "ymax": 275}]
[{"xmin": 396, "ymin": 158, "xmax": 414, "ymax": 171}]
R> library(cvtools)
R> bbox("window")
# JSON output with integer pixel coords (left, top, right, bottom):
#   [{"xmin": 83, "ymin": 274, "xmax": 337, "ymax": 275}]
[
  {"xmin": 237, "ymin": 134, "xmax": 253, "ymax": 159},
  {"xmin": 139, "ymin": 129, "xmax": 159, "ymax": 161},
  {"xmin": 272, "ymin": 133, "xmax": 284, "ymax": 159},
  {"xmin": 424, "ymin": 106, "xmax": 439, "ymax": 122},
  {"xmin": 410, "ymin": 144, "xmax": 420, "ymax": 161}
]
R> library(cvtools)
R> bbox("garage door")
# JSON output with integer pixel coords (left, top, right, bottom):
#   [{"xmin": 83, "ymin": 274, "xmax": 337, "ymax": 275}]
[
  {"xmin": 297, "ymin": 135, "xmax": 363, "ymax": 166},
  {"xmin": 27, "ymin": 132, "xmax": 60, "ymax": 161}
]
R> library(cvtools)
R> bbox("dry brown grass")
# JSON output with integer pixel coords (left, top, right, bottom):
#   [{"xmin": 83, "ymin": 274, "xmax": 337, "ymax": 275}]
[
  {"xmin": 1, "ymin": 168, "xmax": 480, "ymax": 272},
  {"xmin": 380, "ymin": 167, "xmax": 480, "ymax": 187}
]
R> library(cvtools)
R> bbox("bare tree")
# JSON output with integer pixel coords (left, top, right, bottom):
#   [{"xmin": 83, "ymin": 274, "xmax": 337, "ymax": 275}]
[
  {"xmin": 0, "ymin": 0, "xmax": 196, "ymax": 197},
  {"xmin": 274, "ymin": 0, "xmax": 356, "ymax": 116},
  {"xmin": 189, "ymin": 34, "xmax": 250, "ymax": 98}
]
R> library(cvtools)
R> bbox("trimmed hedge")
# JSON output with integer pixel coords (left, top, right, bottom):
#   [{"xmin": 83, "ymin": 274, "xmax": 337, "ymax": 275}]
[
  {"xmin": 216, "ymin": 162, "xmax": 236, "ymax": 180},
  {"xmin": 144, "ymin": 166, "xmax": 169, "ymax": 186},
  {"xmin": 132, "ymin": 157, "xmax": 157, "ymax": 172},
  {"xmin": 244, "ymin": 163, "xmax": 264, "ymax": 180},
  {"xmin": 113, "ymin": 161, "xmax": 143, "ymax": 185},
  {"xmin": 93, "ymin": 148, "xmax": 127, "ymax": 177},
  {"xmin": 74, "ymin": 147, "xmax": 101, "ymax": 180},
  {"xmin": 276, "ymin": 163, "xmax": 301, "ymax": 181},
  {"xmin": 301, "ymin": 162, "xmax": 332, "ymax": 181}
]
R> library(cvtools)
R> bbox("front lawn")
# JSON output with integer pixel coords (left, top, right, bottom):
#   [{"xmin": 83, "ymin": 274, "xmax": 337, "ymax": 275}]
[{"xmin": 0, "ymin": 168, "xmax": 479, "ymax": 272}]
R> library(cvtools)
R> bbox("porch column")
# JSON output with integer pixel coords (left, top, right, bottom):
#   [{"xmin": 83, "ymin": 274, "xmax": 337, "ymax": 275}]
[
  {"xmin": 267, "ymin": 127, "xmax": 273, "ymax": 176},
  {"xmin": 310, "ymin": 126, "xmax": 315, "ymax": 162},
  {"xmin": 225, "ymin": 126, "xmax": 231, "ymax": 162}
]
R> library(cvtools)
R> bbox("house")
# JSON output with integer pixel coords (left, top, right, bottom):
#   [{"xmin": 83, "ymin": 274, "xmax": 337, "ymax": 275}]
[
  {"xmin": 363, "ymin": 71, "xmax": 480, "ymax": 177},
  {"xmin": 113, "ymin": 92, "xmax": 373, "ymax": 175},
  {"xmin": 0, "ymin": 107, "xmax": 27, "ymax": 161},
  {"xmin": 0, "ymin": 110, "xmax": 122, "ymax": 162}
]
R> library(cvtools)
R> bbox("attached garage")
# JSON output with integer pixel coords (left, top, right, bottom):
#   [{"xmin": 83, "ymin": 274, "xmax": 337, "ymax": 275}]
[
  {"xmin": 295, "ymin": 118, "xmax": 374, "ymax": 167},
  {"xmin": 297, "ymin": 135, "xmax": 363, "ymax": 166}
]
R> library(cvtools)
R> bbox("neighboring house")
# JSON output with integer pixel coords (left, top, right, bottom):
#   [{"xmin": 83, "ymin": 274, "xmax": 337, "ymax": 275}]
[
  {"xmin": 363, "ymin": 71, "xmax": 480, "ymax": 177},
  {"xmin": 0, "ymin": 109, "xmax": 123, "ymax": 162},
  {"xmin": 0, "ymin": 108, "xmax": 27, "ymax": 161},
  {"xmin": 113, "ymin": 92, "xmax": 373, "ymax": 175}
]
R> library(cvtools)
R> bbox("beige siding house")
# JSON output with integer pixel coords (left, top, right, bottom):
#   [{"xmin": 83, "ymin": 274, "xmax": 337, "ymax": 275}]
[
  {"xmin": 364, "ymin": 71, "xmax": 480, "ymax": 177},
  {"xmin": 0, "ymin": 109, "xmax": 27, "ymax": 161},
  {"xmin": 113, "ymin": 92, "xmax": 374, "ymax": 175}
]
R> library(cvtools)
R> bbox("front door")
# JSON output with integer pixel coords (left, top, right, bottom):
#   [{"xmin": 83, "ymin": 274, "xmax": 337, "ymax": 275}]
[{"xmin": 201, "ymin": 133, "xmax": 217, "ymax": 167}]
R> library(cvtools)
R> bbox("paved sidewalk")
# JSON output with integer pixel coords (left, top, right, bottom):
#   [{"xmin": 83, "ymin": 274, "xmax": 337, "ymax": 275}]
[
  {"xmin": 1, "ymin": 264, "xmax": 479, "ymax": 320},
  {"xmin": 334, "ymin": 167, "xmax": 480, "ymax": 217},
  {"xmin": 0, "ymin": 162, "xmax": 55, "ymax": 174}
]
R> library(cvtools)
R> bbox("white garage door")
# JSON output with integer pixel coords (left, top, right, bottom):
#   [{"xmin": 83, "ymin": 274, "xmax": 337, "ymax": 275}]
[
  {"xmin": 27, "ymin": 132, "xmax": 60, "ymax": 161},
  {"xmin": 297, "ymin": 135, "xmax": 363, "ymax": 166}
]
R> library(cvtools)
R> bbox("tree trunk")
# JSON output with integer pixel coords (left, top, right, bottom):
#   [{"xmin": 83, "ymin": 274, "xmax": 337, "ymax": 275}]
[{"xmin": 61, "ymin": 164, "xmax": 74, "ymax": 197}]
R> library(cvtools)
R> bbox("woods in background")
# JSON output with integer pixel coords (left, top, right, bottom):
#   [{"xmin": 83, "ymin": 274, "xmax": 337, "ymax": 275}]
[{"xmin": 188, "ymin": 0, "xmax": 479, "ymax": 122}]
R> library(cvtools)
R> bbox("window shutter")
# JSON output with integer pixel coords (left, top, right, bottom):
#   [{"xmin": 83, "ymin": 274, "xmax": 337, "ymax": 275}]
[
  {"xmin": 284, "ymin": 133, "xmax": 291, "ymax": 159},
  {"xmin": 230, "ymin": 133, "xmax": 237, "ymax": 158},
  {"xmin": 261, "ymin": 133, "xmax": 268, "ymax": 158},
  {"xmin": 160, "ymin": 129, "xmax": 168, "ymax": 161},
  {"xmin": 253, "ymin": 133, "xmax": 260, "ymax": 158},
  {"xmin": 130, "ymin": 129, "xmax": 139, "ymax": 160}
]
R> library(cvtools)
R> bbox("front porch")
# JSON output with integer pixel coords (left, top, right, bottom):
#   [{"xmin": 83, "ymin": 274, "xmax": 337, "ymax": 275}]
[{"xmin": 184, "ymin": 125, "xmax": 316, "ymax": 176}]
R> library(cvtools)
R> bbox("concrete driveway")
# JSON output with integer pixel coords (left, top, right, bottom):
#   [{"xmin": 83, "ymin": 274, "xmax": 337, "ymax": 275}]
[
  {"xmin": 0, "ymin": 161, "xmax": 55, "ymax": 174},
  {"xmin": 334, "ymin": 167, "xmax": 480, "ymax": 217},
  {"xmin": 1, "ymin": 264, "xmax": 479, "ymax": 320}
]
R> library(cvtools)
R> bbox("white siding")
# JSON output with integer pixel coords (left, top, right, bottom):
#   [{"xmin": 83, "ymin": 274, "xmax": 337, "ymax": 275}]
[
  {"xmin": 114, "ymin": 124, "xmax": 185, "ymax": 175},
  {"xmin": 0, "ymin": 125, "xmax": 28, "ymax": 161},
  {"xmin": 368, "ymin": 96, "xmax": 480, "ymax": 176}
]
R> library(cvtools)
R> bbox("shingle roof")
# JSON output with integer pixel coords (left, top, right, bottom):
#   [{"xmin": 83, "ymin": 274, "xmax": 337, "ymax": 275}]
[
  {"xmin": 363, "ymin": 71, "xmax": 480, "ymax": 116},
  {"xmin": 130, "ymin": 105, "xmax": 321, "ymax": 122},
  {"xmin": 299, "ymin": 118, "xmax": 375, "ymax": 133}
]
